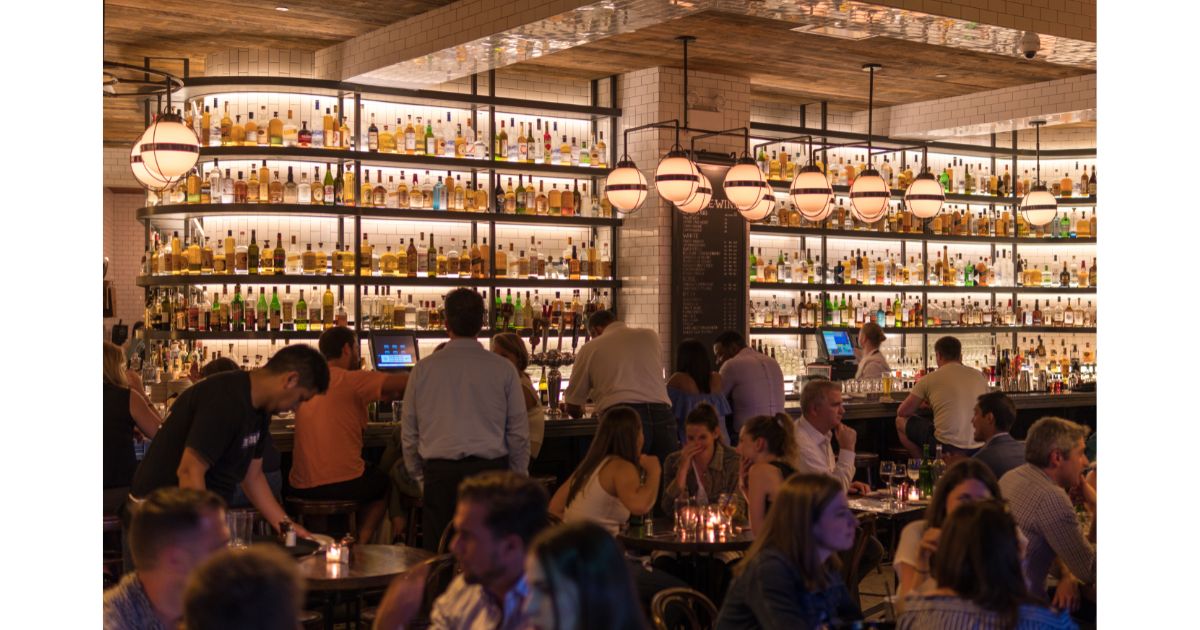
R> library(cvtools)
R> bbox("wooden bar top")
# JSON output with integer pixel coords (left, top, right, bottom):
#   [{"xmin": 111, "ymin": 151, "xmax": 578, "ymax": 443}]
[{"xmin": 268, "ymin": 391, "xmax": 1094, "ymax": 452}]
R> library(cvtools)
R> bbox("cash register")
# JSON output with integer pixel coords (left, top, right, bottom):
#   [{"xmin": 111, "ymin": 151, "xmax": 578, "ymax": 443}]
[
  {"xmin": 811, "ymin": 328, "xmax": 859, "ymax": 381},
  {"xmin": 368, "ymin": 332, "xmax": 419, "ymax": 372}
]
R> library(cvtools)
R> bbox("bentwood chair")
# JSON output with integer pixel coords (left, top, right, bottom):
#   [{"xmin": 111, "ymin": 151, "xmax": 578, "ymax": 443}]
[
  {"xmin": 651, "ymin": 587, "xmax": 719, "ymax": 630},
  {"xmin": 360, "ymin": 553, "xmax": 459, "ymax": 629}
]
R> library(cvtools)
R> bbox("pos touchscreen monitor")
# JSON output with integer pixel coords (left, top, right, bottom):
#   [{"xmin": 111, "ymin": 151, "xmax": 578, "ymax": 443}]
[
  {"xmin": 818, "ymin": 329, "xmax": 857, "ymax": 360},
  {"xmin": 369, "ymin": 332, "xmax": 419, "ymax": 371}
]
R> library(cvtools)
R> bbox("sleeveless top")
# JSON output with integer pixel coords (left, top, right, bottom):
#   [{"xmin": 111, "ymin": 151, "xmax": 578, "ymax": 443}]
[
  {"xmin": 763, "ymin": 460, "xmax": 799, "ymax": 517},
  {"xmin": 103, "ymin": 382, "xmax": 139, "ymax": 489},
  {"xmin": 563, "ymin": 456, "xmax": 632, "ymax": 536},
  {"xmin": 667, "ymin": 386, "xmax": 733, "ymax": 443}
]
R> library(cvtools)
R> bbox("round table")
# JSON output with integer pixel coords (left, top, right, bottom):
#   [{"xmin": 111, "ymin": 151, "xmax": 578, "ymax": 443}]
[
  {"xmin": 618, "ymin": 518, "xmax": 753, "ymax": 554},
  {"xmin": 297, "ymin": 544, "xmax": 434, "ymax": 629}
]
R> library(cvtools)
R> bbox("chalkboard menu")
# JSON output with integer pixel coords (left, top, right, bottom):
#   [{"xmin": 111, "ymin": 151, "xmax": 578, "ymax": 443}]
[{"xmin": 671, "ymin": 162, "xmax": 748, "ymax": 351}]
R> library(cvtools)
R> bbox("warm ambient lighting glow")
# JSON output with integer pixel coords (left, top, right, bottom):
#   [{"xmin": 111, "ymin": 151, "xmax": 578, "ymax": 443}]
[
  {"xmin": 739, "ymin": 190, "xmax": 775, "ymax": 222},
  {"xmin": 904, "ymin": 171, "xmax": 945, "ymax": 218},
  {"xmin": 604, "ymin": 158, "xmax": 648, "ymax": 213},
  {"xmin": 654, "ymin": 149, "xmax": 700, "ymax": 204},
  {"xmin": 675, "ymin": 173, "xmax": 712, "ymax": 214},
  {"xmin": 1021, "ymin": 185, "xmax": 1058, "ymax": 226},
  {"xmin": 723, "ymin": 157, "xmax": 767, "ymax": 212},
  {"xmin": 849, "ymin": 169, "xmax": 890, "ymax": 222},
  {"xmin": 790, "ymin": 165, "xmax": 833, "ymax": 220},
  {"xmin": 135, "ymin": 113, "xmax": 200, "ymax": 190}
]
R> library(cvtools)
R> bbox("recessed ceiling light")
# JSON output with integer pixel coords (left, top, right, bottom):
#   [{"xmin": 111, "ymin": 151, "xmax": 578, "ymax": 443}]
[
  {"xmin": 934, "ymin": 73, "xmax": 949, "ymax": 79},
  {"xmin": 275, "ymin": 6, "xmax": 289, "ymax": 11}
]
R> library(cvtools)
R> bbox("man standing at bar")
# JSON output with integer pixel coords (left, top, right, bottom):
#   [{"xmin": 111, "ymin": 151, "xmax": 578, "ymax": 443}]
[
  {"xmin": 894, "ymin": 336, "xmax": 987, "ymax": 458},
  {"xmin": 564, "ymin": 310, "xmax": 676, "ymax": 463},
  {"xmin": 402, "ymin": 288, "xmax": 530, "ymax": 551},
  {"xmin": 713, "ymin": 330, "xmax": 785, "ymax": 444},
  {"xmin": 130, "ymin": 344, "xmax": 329, "ymax": 538},
  {"xmin": 289, "ymin": 326, "xmax": 410, "ymax": 544}
]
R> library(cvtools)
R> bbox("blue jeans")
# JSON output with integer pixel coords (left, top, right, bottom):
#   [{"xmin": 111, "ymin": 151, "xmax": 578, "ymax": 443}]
[{"xmin": 614, "ymin": 402, "xmax": 678, "ymax": 465}]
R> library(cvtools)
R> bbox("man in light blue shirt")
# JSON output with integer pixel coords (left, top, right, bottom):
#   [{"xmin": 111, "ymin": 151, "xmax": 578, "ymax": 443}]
[{"xmin": 402, "ymin": 288, "xmax": 530, "ymax": 551}]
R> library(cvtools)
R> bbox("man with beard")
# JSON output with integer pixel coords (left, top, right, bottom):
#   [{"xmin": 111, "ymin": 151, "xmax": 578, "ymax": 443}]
[
  {"xmin": 289, "ymin": 326, "xmax": 409, "ymax": 543},
  {"xmin": 373, "ymin": 471, "xmax": 548, "ymax": 629}
]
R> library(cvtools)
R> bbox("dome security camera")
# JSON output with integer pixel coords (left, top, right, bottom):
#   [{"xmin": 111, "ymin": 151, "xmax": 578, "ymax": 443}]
[{"xmin": 1019, "ymin": 31, "xmax": 1041, "ymax": 59}]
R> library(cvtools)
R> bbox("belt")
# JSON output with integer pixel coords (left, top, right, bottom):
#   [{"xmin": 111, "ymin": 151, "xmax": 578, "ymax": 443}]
[{"xmin": 611, "ymin": 402, "xmax": 671, "ymax": 410}]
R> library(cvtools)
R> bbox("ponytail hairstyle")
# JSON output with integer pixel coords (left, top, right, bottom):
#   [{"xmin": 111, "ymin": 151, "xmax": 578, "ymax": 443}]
[{"xmin": 741, "ymin": 413, "xmax": 798, "ymax": 466}]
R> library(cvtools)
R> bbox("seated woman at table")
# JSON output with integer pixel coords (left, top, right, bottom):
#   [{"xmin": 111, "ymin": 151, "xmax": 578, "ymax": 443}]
[
  {"xmin": 716, "ymin": 474, "xmax": 861, "ymax": 630},
  {"xmin": 491, "ymin": 332, "xmax": 545, "ymax": 458},
  {"xmin": 898, "ymin": 500, "xmax": 1075, "ymax": 630},
  {"xmin": 734, "ymin": 413, "xmax": 798, "ymax": 534},
  {"xmin": 661, "ymin": 403, "xmax": 742, "ymax": 509},
  {"xmin": 667, "ymin": 339, "xmax": 732, "ymax": 444},
  {"xmin": 103, "ymin": 341, "xmax": 161, "ymax": 515},
  {"xmin": 894, "ymin": 459, "xmax": 1001, "ymax": 610},
  {"xmin": 550, "ymin": 406, "xmax": 660, "ymax": 534},
  {"xmin": 526, "ymin": 521, "xmax": 649, "ymax": 630}
]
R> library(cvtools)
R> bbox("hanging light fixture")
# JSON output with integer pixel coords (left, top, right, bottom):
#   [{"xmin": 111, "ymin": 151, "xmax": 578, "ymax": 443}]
[
  {"xmin": 849, "ymin": 63, "xmax": 890, "ymax": 223},
  {"xmin": 135, "ymin": 109, "xmax": 199, "ymax": 190},
  {"xmin": 790, "ymin": 161, "xmax": 834, "ymax": 221},
  {"xmin": 655, "ymin": 145, "xmax": 700, "ymax": 203},
  {"xmin": 1021, "ymin": 120, "xmax": 1058, "ymax": 226},
  {"xmin": 129, "ymin": 125, "xmax": 162, "ymax": 190},
  {"xmin": 904, "ymin": 147, "xmax": 945, "ymax": 219},
  {"xmin": 724, "ymin": 153, "xmax": 768, "ymax": 212},
  {"xmin": 605, "ymin": 155, "xmax": 648, "ymax": 213},
  {"xmin": 740, "ymin": 190, "xmax": 775, "ymax": 222},
  {"xmin": 676, "ymin": 169, "xmax": 713, "ymax": 214}
]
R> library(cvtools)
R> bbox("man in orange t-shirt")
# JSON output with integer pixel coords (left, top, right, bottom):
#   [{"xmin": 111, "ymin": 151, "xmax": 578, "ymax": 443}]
[{"xmin": 289, "ymin": 327, "xmax": 409, "ymax": 543}]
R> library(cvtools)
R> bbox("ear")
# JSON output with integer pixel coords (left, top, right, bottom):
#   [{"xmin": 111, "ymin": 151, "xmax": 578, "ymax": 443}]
[{"xmin": 283, "ymin": 371, "xmax": 300, "ymax": 389}]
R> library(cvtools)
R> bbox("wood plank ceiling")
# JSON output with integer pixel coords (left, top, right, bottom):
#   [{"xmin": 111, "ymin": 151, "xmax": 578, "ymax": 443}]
[
  {"xmin": 509, "ymin": 11, "xmax": 1092, "ymax": 111},
  {"xmin": 103, "ymin": 0, "xmax": 454, "ymax": 143},
  {"xmin": 105, "ymin": 3, "xmax": 1092, "ymax": 143}
]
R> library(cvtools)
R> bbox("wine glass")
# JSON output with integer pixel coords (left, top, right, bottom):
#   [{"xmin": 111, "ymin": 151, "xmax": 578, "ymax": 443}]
[
  {"xmin": 880, "ymin": 461, "xmax": 895, "ymax": 498},
  {"xmin": 907, "ymin": 459, "xmax": 921, "ymax": 485}
]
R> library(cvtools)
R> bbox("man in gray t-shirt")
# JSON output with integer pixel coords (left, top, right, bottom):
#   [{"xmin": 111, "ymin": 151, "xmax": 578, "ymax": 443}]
[{"xmin": 894, "ymin": 336, "xmax": 987, "ymax": 457}]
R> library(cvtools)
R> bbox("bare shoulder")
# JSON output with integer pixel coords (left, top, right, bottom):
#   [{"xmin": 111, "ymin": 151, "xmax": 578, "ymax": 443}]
[
  {"xmin": 666, "ymin": 372, "xmax": 699, "ymax": 393},
  {"xmin": 710, "ymin": 372, "xmax": 723, "ymax": 390}
]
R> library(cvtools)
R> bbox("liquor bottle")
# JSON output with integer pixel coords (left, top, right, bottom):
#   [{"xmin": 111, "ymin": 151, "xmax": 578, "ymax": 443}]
[
  {"xmin": 367, "ymin": 113, "xmax": 379, "ymax": 151},
  {"xmin": 343, "ymin": 165, "xmax": 356, "ymax": 207},
  {"xmin": 305, "ymin": 105, "xmax": 319, "ymax": 147},
  {"xmin": 282, "ymin": 109, "xmax": 298, "ymax": 147},
  {"xmin": 273, "ymin": 234, "xmax": 285, "ymax": 275},
  {"xmin": 295, "ymin": 289, "xmax": 308, "ymax": 331},
  {"xmin": 596, "ymin": 131, "xmax": 607, "ymax": 167},
  {"xmin": 246, "ymin": 230, "xmax": 260, "ymax": 274},
  {"xmin": 267, "ymin": 110, "xmax": 283, "ymax": 146},
  {"xmin": 254, "ymin": 287, "xmax": 269, "ymax": 332},
  {"xmin": 918, "ymin": 445, "xmax": 935, "ymax": 497},
  {"xmin": 562, "ymin": 183, "xmax": 576, "ymax": 217},
  {"xmin": 403, "ymin": 115, "xmax": 417, "ymax": 154},
  {"xmin": 424, "ymin": 117, "xmax": 437, "ymax": 156},
  {"xmin": 360, "ymin": 233, "xmax": 374, "ymax": 276}
]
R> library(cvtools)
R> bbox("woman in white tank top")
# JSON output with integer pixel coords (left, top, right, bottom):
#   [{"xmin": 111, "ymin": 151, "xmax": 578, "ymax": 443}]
[{"xmin": 550, "ymin": 406, "xmax": 662, "ymax": 536}]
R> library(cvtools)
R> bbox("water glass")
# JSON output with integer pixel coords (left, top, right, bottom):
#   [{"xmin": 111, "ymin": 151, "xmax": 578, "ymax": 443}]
[
  {"xmin": 227, "ymin": 510, "xmax": 254, "ymax": 548},
  {"xmin": 674, "ymin": 495, "xmax": 693, "ymax": 534}
]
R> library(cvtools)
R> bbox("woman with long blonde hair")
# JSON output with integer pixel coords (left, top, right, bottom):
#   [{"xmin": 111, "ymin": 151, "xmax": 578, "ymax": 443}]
[
  {"xmin": 717, "ymin": 474, "xmax": 862, "ymax": 629},
  {"xmin": 103, "ymin": 342, "xmax": 162, "ymax": 514}
]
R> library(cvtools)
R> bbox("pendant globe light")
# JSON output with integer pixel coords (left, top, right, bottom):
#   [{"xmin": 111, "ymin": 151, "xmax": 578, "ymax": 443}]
[
  {"xmin": 655, "ymin": 145, "xmax": 700, "ymax": 204},
  {"xmin": 790, "ymin": 160, "xmax": 834, "ymax": 221},
  {"xmin": 605, "ymin": 154, "xmax": 648, "ymax": 214},
  {"xmin": 849, "ymin": 63, "xmax": 890, "ymax": 223},
  {"xmin": 904, "ymin": 147, "xmax": 945, "ymax": 219},
  {"xmin": 1021, "ymin": 120, "xmax": 1058, "ymax": 226},
  {"xmin": 676, "ymin": 169, "xmax": 713, "ymax": 214},
  {"xmin": 136, "ymin": 109, "xmax": 200, "ymax": 189},
  {"xmin": 740, "ymin": 190, "xmax": 776, "ymax": 222},
  {"xmin": 724, "ymin": 153, "xmax": 768, "ymax": 213},
  {"xmin": 129, "ymin": 125, "xmax": 163, "ymax": 190}
]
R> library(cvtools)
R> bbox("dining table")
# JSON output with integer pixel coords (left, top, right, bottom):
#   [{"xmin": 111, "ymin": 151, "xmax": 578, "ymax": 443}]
[
  {"xmin": 295, "ymin": 543, "xmax": 434, "ymax": 629},
  {"xmin": 618, "ymin": 517, "xmax": 752, "ymax": 605}
]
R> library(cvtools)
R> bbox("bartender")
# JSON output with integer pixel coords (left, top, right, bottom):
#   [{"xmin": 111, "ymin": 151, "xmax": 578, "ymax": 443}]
[{"xmin": 855, "ymin": 322, "xmax": 890, "ymax": 379}]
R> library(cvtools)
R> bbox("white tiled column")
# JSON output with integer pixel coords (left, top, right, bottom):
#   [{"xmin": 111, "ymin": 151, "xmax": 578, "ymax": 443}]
[{"xmin": 617, "ymin": 67, "xmax": 751, "ymax": 365}]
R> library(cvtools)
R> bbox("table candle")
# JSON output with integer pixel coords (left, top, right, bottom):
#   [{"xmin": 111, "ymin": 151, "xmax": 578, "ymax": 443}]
[
  {"xmin": 325, "ymin": 543, "xmax": 342, "ymax": 564},
  {"xmin": 908, "ymin": 487, "xmax": 921, "ymax": 502}
]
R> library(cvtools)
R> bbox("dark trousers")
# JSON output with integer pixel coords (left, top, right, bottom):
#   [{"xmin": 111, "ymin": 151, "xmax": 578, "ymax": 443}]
[
  {"xmin": 421, "ymin": 456, "xmax": 508, "ymax": 552},
  {"xmin": 616, "ymin": 402, "xmax": 678, "ymax": 465}
]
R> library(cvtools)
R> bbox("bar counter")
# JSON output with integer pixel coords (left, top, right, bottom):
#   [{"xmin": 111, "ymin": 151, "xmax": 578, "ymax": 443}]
[{"xmin": 267, "ymin": 390, "xmax": 1095, "ymax": 453}]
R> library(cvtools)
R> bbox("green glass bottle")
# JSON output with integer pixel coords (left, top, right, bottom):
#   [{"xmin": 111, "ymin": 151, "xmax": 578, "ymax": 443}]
[
  {"xmin": 231, "ymin": 284, "xmax": 245, "ymax": 332},
  {"xmin": 296, "ymin": 290, "xmax": 308, "ymax": 332},
  {"xmin": 211, "ymin": 291, "xmax": 221, "ymax": 332},
  {"xmin": 269, "ymin": 287, "xmax": 282, "ymax": 331},
  {"xmin": 256, "ymin": 288, "xmax": 269, "ymax": 332},
  {"xmin": 247, "ymin": 230, "xmax": 259, "ymax": 274},
  {"xmin": 918, "ymin": 444, "xmax": 935, "ymax": 498}
]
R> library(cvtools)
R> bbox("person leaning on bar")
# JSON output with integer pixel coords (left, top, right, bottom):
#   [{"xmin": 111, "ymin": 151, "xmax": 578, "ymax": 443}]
[
  {"xmin": 563, "ymin": 309, "xmax": 678, "ymax": 464},
  {"xmin": 128, "ymin": 345, "xmax": 330, "ymax": 540}
]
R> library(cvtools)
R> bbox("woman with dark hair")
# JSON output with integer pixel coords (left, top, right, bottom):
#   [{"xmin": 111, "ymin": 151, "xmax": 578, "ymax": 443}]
[
  {"xmin": 550, "ymin": 406, "xmax": 661, "ymax": 535},
  {"xmin": 717, "ymin": 474, "xmax": 861, "ymax": 629},
  {"xmin": 734, "ymin": 413, "xmax": 798, "ymax": 533},
  {"xmin": 103, "ymin": 341, "xmax": 162, "ymax": 515},
  {"xmin": 895, "ymin": 459, "xmax": 1002, "ymax": 607},
  {"xmin": 491, "ymin": 332, "xmax": 545, "ymax": 457},
  {"xmin": 667, "ymin": 339, "xmax": 732, "ymax": 444},
  {"xmin": 898, "ymin": 501, "xmax": 1075, "ymax": 630},
  {"xmin": 662, "ymin": 403, "xmax": 742, "ymax": 508},
  {"xmin": 525, "ymin": 521, "xmax": 648, "ymax": 630}
]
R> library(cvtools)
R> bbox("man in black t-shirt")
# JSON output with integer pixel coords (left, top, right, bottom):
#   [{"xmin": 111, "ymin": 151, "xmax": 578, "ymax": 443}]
[{"xmin": 131, "ymin": 345, "xmax": 330, "ymax": 537}]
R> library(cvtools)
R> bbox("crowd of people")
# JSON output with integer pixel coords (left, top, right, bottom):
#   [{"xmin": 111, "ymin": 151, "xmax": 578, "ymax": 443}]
[{"xmin": 104, "ymin": 300, "xmax": 1097, "ymax": 628}]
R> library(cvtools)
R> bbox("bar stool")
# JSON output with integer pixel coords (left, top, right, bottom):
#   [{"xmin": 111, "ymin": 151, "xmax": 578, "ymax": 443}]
[
  {"xmin": 285, "ymin": 498, "xmax": 359, "ymax": 538},
  {"xmin": 298, "ymin": 610, "xmax": 323, "ymax": 630},
  {"xmin": 854, "ymin": 452, "xmax": 880, "ymax": 487}
]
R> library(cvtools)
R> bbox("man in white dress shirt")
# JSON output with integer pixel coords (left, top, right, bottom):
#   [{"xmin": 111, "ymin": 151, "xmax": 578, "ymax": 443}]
[{"xmin": 793, "ymin": 379, "xmax": 871, "ymax": 495}]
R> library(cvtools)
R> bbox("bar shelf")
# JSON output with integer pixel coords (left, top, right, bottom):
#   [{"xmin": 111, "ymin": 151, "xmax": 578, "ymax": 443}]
[{"xmin": 137, "ymin": 203, "xmax": 622, "ymax": 228}]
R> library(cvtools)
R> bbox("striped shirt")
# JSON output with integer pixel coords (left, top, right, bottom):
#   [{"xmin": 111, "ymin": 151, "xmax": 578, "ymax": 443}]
[
  {"xmin": 430, "ymin": 574, "xmax": 529, "ymax": 630},
  {"xmin": 999, "ymin": 463, "xmax": 1096, "ymax": 592},
  {"xmin": 103, "ymin": 572, "xmax": 169, "ymax": 630},
  {"xmin": 898, "ymin": 594, "xmax": 1077, "ymax": 630}
]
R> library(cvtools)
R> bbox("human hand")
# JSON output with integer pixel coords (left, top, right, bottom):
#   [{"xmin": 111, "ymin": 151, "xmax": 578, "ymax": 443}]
[
  {"xmin": 1052, "ymin": 577, "xmax": 1081, "ymax": 612},
  {"xmin": 834, "ymin": 423, "xmax": 857, "ymax": 453},
  {"xmin": 918, "ymin": 526, "xmax": 941, "ymax": 563},
  {"xmin": 125, "ymin": 368, "xmax": 144, "ymax": 391},
  {"xmin": 849, "ymin": 481, "xmax": 871, "ymax": 496},
  {"xmin": 291, "ymin": 522, "xmax": 313, "ymax": 540}
]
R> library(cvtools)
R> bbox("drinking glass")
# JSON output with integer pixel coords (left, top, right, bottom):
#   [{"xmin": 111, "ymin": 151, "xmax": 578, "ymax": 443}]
[
  {"xmin": 674, "ymin": 495, "xmax": 692, "ymax": 534},
  {"xmin": 879, "ymin": 461, "xmax": 895, "ymax": 498},
  {"xmin": 907, "ymin": 459, "xmax": 922, "ymax": 485},
  {"xmin": 893, "ymin": 464, "xmax": 907, "ymax": 507},
  {"xmin": 227, "ymin": 511, "xmax": 253, "ymax": 548}
]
